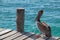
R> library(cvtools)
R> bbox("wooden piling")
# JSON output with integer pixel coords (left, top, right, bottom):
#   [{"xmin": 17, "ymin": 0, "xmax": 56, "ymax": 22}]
[{"xmin": 16, "ymin": 8, "xmax": 25, "ymax": 32}]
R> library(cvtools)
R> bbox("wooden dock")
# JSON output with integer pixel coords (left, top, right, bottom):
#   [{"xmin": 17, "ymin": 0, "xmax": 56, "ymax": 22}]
[{"xmin": 0, "ymin": 28, "xmax": 60, "ymax": 40}]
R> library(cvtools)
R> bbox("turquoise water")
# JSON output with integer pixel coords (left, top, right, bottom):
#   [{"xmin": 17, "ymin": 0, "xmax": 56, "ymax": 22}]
[{"xmin": 0, "ymin": 0, "xmax": 60, "ymax": 37}]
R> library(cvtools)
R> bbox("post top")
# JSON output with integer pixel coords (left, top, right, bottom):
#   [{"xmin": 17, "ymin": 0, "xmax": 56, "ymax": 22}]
[{"xmin": 17, "ymin": 8, "xmax": 24, "ymax": 10}]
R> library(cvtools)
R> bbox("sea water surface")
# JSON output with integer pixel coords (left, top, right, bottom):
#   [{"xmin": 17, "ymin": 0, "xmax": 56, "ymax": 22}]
[{"xmin": 0, "ymin": 0, "xmax": 60, "ymax": 37}]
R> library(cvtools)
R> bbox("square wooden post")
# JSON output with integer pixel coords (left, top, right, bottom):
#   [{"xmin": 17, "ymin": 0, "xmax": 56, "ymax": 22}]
[{"xmin": 16, "ymin": 8, "xmax": 25, "ymax": 32}]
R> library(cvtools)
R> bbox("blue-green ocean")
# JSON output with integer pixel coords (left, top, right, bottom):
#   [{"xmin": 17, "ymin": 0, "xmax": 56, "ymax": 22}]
[{"xmin": 0, "ymin": 0, "xmax": 60, "ymax": 37}]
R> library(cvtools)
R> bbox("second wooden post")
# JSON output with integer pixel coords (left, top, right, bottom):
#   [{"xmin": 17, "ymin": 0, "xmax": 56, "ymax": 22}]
[{"xmin": 16, "ymin": 8, "xmax": 25, "ymax": 32}]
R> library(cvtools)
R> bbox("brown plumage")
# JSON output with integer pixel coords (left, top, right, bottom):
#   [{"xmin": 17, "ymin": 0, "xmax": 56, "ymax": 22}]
[{"xmin": 35, "ymin": 10, "xmax": 51, "ymax": 38}]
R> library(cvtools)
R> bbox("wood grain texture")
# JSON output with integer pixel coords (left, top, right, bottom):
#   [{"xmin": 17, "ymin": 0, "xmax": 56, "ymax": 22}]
[
  {"xmin": 0, "ymin": 29, "xmax": 12, "ymax": 36},
  {"xmin": 16, "ymin": 8, "xmax": 25, "ymax": 32},
  {"xmin": 0, "ymin": 31, "xmax": 17, "ymax": 39}
]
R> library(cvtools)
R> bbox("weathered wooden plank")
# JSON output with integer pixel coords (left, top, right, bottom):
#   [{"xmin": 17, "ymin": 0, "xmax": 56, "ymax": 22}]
[
  {"xmin": 36, "ymin": 36, "xmax": 60, "ymax": 40},
  {"xmin": 16, "ymin": 8, "xmax": 25, "ymax": 32},
  {"xmin": 25, "ymin": 34, "xmax": 47, "ymax": 40},
  {"xmin": 26, "ymin": 38, "xmax": 44, "ymax": 40},
  {"xmin": 25, "ymin": 34, "xmax": 44, "ymax": 40},
  {"xmin": 36, "ymin": 34, "xmax": 44, "ymax": 40},
  {"xmin": 0, "ymin": 31, "xmax": 17, "ymax": 39},
  {"xmin": 0, "ymin": 29, "xmax": 12, "ymax": 36},
  {"xmin": 25, "ymin": 36, "xmax": 43, "ymax": 40},
  {"xmin": 25, "ymin": 34, "xmax": 37, "ymax": 40},
  {"xmin": 36, "ymin": 38, "xmax": 44, "ymax": 40},
  {"xmin": 27, "ymin": 34, "xmax": 39, "ymax": 40},
  {"xmin": 0, "ymin": 28, "xmax": 4, "ymax": 32},
  {"xmin": 3, "ymin": 32, "xmax": 24, "ymax": 40},
  {"xmin": 14, "ymin": 33, "xmax": 34, "ymax": 40},
  {"xmin": 53, "ymin": 37, "xmax": 60, "ymax": 40},
  {"xmin": 57, "ymin": 38, "xmax": 60, "ymax": 40},
  {"xmin": 50, "ymin": 37, "xmax": 60, "ymax": 40}
]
